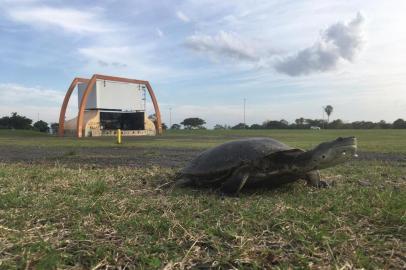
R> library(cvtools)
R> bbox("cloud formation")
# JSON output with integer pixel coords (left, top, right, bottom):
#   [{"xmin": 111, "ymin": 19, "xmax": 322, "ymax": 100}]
[
  {"xmin": 97, "ymin": 60, "xmax": 128, "ymax": 68},
  {"xmin": 185, "ymin": 31, "xmax": 260, "ymax": 62},
  {"xmin": 176, "ymin": 11, "xmax": 190, "ymax": 23},
  {"xmin": 0, "ymin": 83, "xmax": 63, "ymax": 104},
  {"xmin": 185, "ymin": 13, "xmax": 365, "ymax": 74},
  {"xmin": 79, "ymin": 46, "xmax": 131, "ymax": 68},
  {"xmin": 6, "ymin": 6, "xmax": 111, "ymax": 34},
  {"xmin": 156, "ymin": 28, "xmax": 164, "ymax": 38},
  {"xmin": 0, "ymin": 83, "xmax": 66, "ymax": 122},
  {"xmin": 275, "ymin": 12, "xmax": 365, "ymax": 76}
]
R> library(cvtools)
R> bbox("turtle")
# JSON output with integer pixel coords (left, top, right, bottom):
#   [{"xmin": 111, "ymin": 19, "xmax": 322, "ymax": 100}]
[{"xmin": 176, "ymin": 136, "xmax": 358, "ymax": 194}]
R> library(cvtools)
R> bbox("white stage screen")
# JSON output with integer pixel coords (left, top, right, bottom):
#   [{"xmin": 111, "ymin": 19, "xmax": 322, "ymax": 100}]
[{"xmin": 78, "ymin": 80, "xmax": 146, "ymax": 111}]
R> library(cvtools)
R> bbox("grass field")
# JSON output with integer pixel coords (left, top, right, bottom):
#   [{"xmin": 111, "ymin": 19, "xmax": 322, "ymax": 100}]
[
  {"xmin": 0, "ymin": 129, "xmax": 405, "ymax": 269},
  {"xmin": 1, "ymin": 129, "xmax": 406, "ymax": 152}
]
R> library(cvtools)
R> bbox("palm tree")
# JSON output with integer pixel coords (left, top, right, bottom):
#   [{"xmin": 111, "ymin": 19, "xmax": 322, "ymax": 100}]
[{"xmin": 324, "ymin": 105, "xmax": 333, "ymax": 123}]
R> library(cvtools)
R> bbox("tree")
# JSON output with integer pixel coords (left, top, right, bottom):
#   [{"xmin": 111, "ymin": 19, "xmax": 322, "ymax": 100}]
[
  {"xmin": 180, "ymin": 117, "xmax": 206, "ymax": 129},
  {"xmin": 11, "ymin": 112, "xmax": 33, "ymax": 129},
  {"xmin": 249, "ymin": 124, "xmax": 262, "ymax": 129},
  {"xmin": 393, "ymin": 118, "xmax": 406, "ymax": 129},
  {"xmin": 231, "ymin": 123, "xmax": 249, "ymax": 129},
  {"xmin": 50, "ymin": 123, "xmax": 59, "ymax": 134},
  {"xmin": 0, "ymin": 112, "xmax": 32, "ymax": 129},
  {"xmin": 351, "ymin": 121, "xmax": 375, "ymax": 129},
  {"xmin": 324, "ymin": 105, "xmax": 333, "ymax": 123},
  {"xmin": 0, "ymin": 116, "xmax": 10, "ymax": 129},
  {"xmin": 377, "ymin": 120, "xmax": 391, "ymax": 129},
  {"xmin": 262, "ymin": 120, "xmax": 289, "ymax": 129},
  {"xmin": 161, "ymin": 123, "xmax": 168, "ymax": 130},
  {"xmin": 328, "ymin": 119, "xmax": 344, "ymax": 129},
  {"xmin": 305, "ymin": 118, "xmax": 326, "ymax": 128},
  {"xmin": 280, "ymin": 119, "xmax": 289, "ymax": 126},
  {"xmin": 295, "ymin": 117, "xmax": 305, "ymax": 127},
  {"xmin": 33, "ymin": 120, "xmax": 49, "ymax": 132},
  {"xmin": 170, "ymin": 124, "xmax": 181, "ymax": 130},
  {"xmin": 214, "ymin": 124, "xmax": 226, "ymax": 130}
]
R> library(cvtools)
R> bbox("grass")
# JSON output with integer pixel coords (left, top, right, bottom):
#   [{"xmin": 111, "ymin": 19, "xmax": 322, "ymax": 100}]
[
  {"xmin": 1, "ymin": 129, "xmax": 406, "ymax": 153},
  {"xmin": 0, "ymin": 130, "xmax": 405, "ymax": 269},
  {"xmin": 0, "ymin": 162, "xmax": 404, "ymax": 269}
]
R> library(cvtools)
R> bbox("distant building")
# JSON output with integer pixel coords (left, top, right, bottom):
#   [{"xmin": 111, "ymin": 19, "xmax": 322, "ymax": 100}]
[{"xmin": 59, "ymin": 74, "xmax": 162, "ymax": 138}]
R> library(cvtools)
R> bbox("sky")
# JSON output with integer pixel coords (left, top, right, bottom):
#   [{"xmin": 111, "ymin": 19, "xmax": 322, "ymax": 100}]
[{"xmin": 0, "ymin": 0, "xmax": 405, "ymax": 127}]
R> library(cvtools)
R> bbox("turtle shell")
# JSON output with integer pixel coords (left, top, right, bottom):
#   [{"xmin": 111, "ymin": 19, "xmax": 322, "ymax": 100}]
[{"xmin": 181, "ymin": 137, "xmax": 294, "ymax": 176}]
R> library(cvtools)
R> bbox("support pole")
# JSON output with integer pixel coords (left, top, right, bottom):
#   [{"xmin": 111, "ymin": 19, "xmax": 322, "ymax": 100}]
[{"xmin": 117, "ymin": 129, "xmax": 122, "ymax": 144}]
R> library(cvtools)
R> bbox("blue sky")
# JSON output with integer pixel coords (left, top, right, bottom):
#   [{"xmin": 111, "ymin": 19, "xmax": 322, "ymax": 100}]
[{"xmin": 0, "ymin": 0, "xmax": 405, "ymax": 127}]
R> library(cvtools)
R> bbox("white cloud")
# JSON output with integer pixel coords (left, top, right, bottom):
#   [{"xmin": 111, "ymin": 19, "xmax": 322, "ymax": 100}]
[
  {"xmin": 0, "ymin": 0, "xmax": 38, "ymax": 3},
  {"xmin": 185, "ymin": 31, "xmax": 264, "ymax": 62},
  {"xmin": 6, "ymin": 6, "xmax": 112, "ymax": 33},
  {"xmin": 176, "ymin": 11, "xmax": 190, "ymax": 22},
  {"xmin": 0, "ymin": 1, "xmax": 404, "ymax": 126},
  {"xmin": 275, "ymin": 12, "xmax": 365, "ymax": 76},
  {"xmin": 0, "ymin": 83, "xmax": 68, "ymax": 123},
  {"xmin": 79, "ymin": 46, "xmax": 130, "ymax": 67},
  {"xmin": 77, "ymin": 45, "xmax": 175, "ymax": 79},
  {"xmin": 156, "ymin": 28, "xmax": 164, "ymax": 38},
  {"xmin": 184, "ymin": 12, "xmax": 366, "ymax": 74},
  {"xmin": 0, "ymin": 83, "xmax": 63, "ymax": 104}
]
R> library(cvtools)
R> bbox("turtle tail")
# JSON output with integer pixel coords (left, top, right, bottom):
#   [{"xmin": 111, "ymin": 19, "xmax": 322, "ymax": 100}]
[
  {"xmin": 174, "ymin": 177, "xmax": 194, "ymax": 187},
  {"xmin": 172, "ymin": 171, "xmax": 195, "ymax": 188}
]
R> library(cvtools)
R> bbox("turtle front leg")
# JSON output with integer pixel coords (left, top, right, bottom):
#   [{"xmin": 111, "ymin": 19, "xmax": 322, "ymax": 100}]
[
  {"xmin": 305, "ymin": 170, "xmax": 329, "ymax": 188},
  {"xmin": 220, "ymin": 165, "xmax": 251, "ymax": 195}
]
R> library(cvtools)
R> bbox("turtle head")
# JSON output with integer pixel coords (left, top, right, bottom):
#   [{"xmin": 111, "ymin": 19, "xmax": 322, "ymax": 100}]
[{"xmin": 296, "ymin": 137, "xmax": 358, "ymax": 171}]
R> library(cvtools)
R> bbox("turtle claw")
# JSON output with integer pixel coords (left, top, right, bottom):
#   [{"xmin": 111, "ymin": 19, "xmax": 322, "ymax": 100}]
[
  {"xmin": 219, "ymin": 191, "xmax": 240, "ymax": 198},
  {"xmin": 317, "ymin": 180, "xmax": 330, "ymax": 188}
]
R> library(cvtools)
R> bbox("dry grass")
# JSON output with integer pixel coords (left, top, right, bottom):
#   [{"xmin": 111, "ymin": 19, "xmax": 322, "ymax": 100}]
[
  {"xmin": 0, "ymin": 160, "xmax": 405, "ymax": 269},
  {"xmin": 1, "ymin": 129, "xmax": 406, "ymax": 153}
]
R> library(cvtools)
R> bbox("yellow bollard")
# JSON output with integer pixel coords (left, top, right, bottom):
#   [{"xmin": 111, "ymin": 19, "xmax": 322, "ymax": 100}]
[{"xmin": 117, "ymin": 129, "xmax": 122, "ymax": 144}]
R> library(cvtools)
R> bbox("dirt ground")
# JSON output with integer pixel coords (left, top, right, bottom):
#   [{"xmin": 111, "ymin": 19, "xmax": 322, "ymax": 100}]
[{"xmin": 1, "ymin": 145, "xmax": 405, "ymax": 168}]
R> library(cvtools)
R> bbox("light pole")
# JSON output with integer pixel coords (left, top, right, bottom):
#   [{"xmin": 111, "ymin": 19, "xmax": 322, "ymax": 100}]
[
  {"xmin": 243, "ymin": 98, "xmax": 246, "ymax": 128},
  {"xmin": 169, "ymin": 107, "xmax": 172, "ymax": 128},
  {"xmin": 322, "ymin": 106, "xmax": 325, "ymax": 129}
]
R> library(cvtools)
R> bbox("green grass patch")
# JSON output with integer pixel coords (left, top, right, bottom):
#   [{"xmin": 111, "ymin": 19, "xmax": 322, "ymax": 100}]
[
  {"xmin": 0, "ymin": 161, "xmax": 404, "ymax": 269},
  {"xmin": 0, "ymin": 130, "xmax": 404, "ymax": 268},
  {"xmin": 0, "ymin": 129, "xmax": 49, "ymax": 137},
  {"xmin": 1, "ymin": 129, "xmax": 406, "ymax": 153}
]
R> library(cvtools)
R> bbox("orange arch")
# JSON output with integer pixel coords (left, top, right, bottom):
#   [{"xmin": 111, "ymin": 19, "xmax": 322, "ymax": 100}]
[
  {"xmin": 58, "ymin": 77, "xmax": 89, "ymax": 137},
  {"xmin": 58, "ymin": 74, "xmax": 162, "ymax": 138}
]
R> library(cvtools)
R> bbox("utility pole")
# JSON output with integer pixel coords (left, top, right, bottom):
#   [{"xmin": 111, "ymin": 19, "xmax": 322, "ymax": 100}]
[
  {"xmin": 169, "ymin": 107, "xmax": 172, "ymax": 128},
  {"xmin": 243, "ymin": 98, "xmax": 246, "ymax": 128},
  {"xmin": 322, "ymin": 107, "xmax": 325, "ymax": 129}
]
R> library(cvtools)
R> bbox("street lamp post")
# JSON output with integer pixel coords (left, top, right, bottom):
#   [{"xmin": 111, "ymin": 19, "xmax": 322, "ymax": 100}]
[
  {"xmin": 169, "ymin": 107, "xmax": 172, "ymax": 128},
  {"xmin": 243, "ymin": 98, "xmax": 246, "ymax": 128},
  {"xmin": 322, "ymin": 107, "xmax": 325, "ymax": 129}
]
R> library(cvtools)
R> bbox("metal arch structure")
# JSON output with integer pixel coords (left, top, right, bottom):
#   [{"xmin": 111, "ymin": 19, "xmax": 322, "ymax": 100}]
[
  {"xmin": 58, "ymin": 74, "xmax": 163, "ymax": 138},
  {"xmin": 58, "ymin": 77, "xmax": 89, "ymax": 137}
]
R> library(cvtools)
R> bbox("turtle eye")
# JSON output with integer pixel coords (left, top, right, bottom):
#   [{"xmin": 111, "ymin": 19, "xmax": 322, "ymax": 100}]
[{"xmin": 322, "ymin": 155, "xmax": 326, "ymax": 159}]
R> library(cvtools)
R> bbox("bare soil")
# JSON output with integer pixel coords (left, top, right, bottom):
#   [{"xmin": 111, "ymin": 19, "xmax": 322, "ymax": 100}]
[{"xmin": 0, "ymin": 145, "xmax": 405, "ymax": 168}]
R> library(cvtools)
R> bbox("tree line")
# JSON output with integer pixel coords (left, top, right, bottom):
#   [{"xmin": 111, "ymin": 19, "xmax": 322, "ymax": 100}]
[
  {"xmin": 169, "ymin": 117, "xmax": 406, "ymax": 130},
  {"xmin": 2, "ymin": 113, "xmax": 405, "ymax": 133},
  {"xmin": 223, "ymin": 118, "xmax": 406, "ymax": 129},
  {"xmin": 0, "ymin": 112, "xmax": 57, "ymax": 133},
  {"xmin": 168, "ymin": 105, "xmax": 406, "ymax": 130}
]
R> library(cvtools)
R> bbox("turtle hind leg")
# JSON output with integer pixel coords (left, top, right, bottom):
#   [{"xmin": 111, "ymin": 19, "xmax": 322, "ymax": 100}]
[
  {"xmin": 173, "ymin": 177, "xmax": 195, "ymax": 188},
  {"xmin": 305, "ymin": 170, "xmax": 329, "ymax": 188},
  {"xmin": 220, "ymin": 166, "xmax": 251, "ymax": 195}
]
